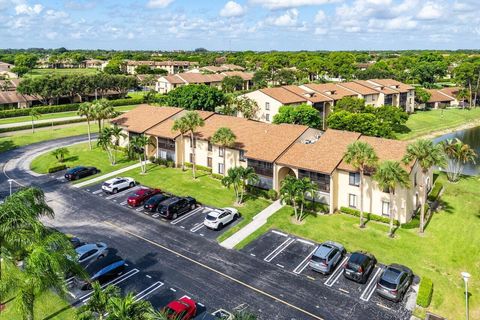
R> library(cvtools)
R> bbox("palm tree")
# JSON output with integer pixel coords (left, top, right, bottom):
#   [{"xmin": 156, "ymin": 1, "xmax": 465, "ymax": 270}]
[
  {"xmin": 373, "ymin": 161, "xmax": 410, "ymax": 237},
  {"xmin": 129, "ymin": 134, "xmax": 151, "ymax": 174},
  {"xmin": 344, "ymin": 141, "xmax": 378, "ymax": 228},
  {"xmin": 403, "ymin": 139, "xmax": 446, "ymax": 233},
  {"xmin": 110, "ymin": 124, "xmax": 126, "ymax": 165},
  {"xmin": 441, "ymin": 138, "xmax": 477, "ymax": 182},
  {"xmin": 238, "ymin": 166, "xmax": 259, "ymax": 204},
  {"xmin": 77, "ymin": 283, "xmax": 120, "ymax": 320},
  {"xmin": 51, "ymin": 147, "xmax": 70, "ymax": 163},
  {"xmin": 92, "ymin": 99, "xmax": 116, "ymax": 133},
  {"xmin": 97, "ymin": 128, "xmax": 115, "ymax": 165},
  {"xmin": 105, "ymin": 292, "xmax": 153, "ymax": 320},
  {"xmin": 280, "ymin": 176, "xmax": 318, "ymax": 223},
  {"xmin": 175, "ymin": 111, "xmax": 205, "ymax": 179},
  {"xmin": 78, "ymin": 102, "xmax": 95, "ymax": 150},
  {"xmin": 29, "ymin": 108, "xmax": 40, "ymax": 133},
  {"xmin": 171, "ymin": 118, "xmax": 189, "ymax": 171},
  {"xmin": 233, "ymin": 311, "xmax": 258, "ymax": 320},
  {"xmin": 222, "ymin": 167, "xmax": 243, "ymax": 205},
  {"xmin": 211, "ymin": 127, "xmax": 236, "ymax": 176}
]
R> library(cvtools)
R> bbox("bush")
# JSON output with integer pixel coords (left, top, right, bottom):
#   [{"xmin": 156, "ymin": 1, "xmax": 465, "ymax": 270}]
[
  {"xmin": 427, "ymin": 182, "xmax": 443, "ymax": 202},
  {"xmin": 416, "ymin": 277, "xmax": 433, "ymax": 308},
  {"xmin": 47, "ymin": 164, "xmax": 67, "ymax": 173},
  {"xmin": 340, "ymin": 207, "xmax": 400, "ymax": 226},
  {"xmin": 0, "ymin": 117, "xmax": 86, "ymax": 133},
  {"xmin": 166, "ymin": 160, "xmax": 175, "ymax": 168},
  {"xmin": 110, "ymin": 97, "xmax": 143, "ymax": 106},
  {"xmin": 148, "ymin": 156, "xmax": 156, "ymax": 163},
  {"xmin": 184, "ymin": 162, "xmax": 212, "ymax": 173},
  {"xmin": 156, "ymin": 158, "xmax": 167, "ymax": 166},
  {"xmin": 267, "ymin": 189, "xmax": 278, "ymax": 200},
  {"xmin": 212, "ymin": 173, "xmax": 224, "ymax": 180},
  {"xmin": 246, "ymin": 185, "xmax": 270, "ymax": 199}
]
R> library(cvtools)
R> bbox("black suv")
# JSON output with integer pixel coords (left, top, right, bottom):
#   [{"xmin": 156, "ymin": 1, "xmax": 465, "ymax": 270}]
[
  {"xmin": 64, "ymin": 166, "xmax": 99, "ymax": 181},
  {"xmin": 157, "ymin": 196, "xmax": 197, "ymax": 219},
  {"xmin": 144, "ymin": 194, "xmax": 170, "ymax": 213},
  {"xmin": 376, "ymin": 264, "xmax": 413, "ymax": 302},
  {"xmin": 343, "ymin": 251, "xmax": 377, "ymax": 283}
]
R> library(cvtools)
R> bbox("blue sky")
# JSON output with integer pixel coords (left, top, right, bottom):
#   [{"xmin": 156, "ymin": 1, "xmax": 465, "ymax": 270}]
[{"xmin": 0, "ymin": 0, "xmax": 479, "ymax": 50}]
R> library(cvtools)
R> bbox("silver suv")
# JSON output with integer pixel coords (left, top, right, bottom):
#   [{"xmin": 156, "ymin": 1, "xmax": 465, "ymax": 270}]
[{"xmin": 309, "ymin": 241, "xmax": 345, "ymax": 274}]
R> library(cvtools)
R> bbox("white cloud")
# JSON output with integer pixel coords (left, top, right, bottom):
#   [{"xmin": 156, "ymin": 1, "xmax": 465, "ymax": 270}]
[
  {"xmin": 417, "ymin": 1, "xmax": 443, "ymax": 20},
  {"xmin": 45, "ymin": 31, "xmax": 58, "ymax": 39},
  {"xmin": 15, "ymin": 3, "xmax": 43, "ymax": 15},
  {"xmin": 314, "ymin": 10, "xmax": 326, "ymax": 23},
  {"xmin": 220, "ymin": 1, "xmax": 245, "ymax": 17},
  {"xmin": 146, "ymin": 0, "xmax": 174, "ymax": 9},
  {"xmin": 249, "ymin": 0, "xmax": 340, "ymax": 10},
  {"xmin": 314, "ymin": 27, "xmax": 327, "ymax": 35},
  {"xmin": 268, "ymin": 8, "xmax": 298, "ymax": 26}
]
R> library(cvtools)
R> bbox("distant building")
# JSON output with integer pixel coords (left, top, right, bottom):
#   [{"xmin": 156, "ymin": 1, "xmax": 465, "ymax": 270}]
[
  {"xmin": 186, "ymin": 64, "xmax": 245, "ymax": 74},
  {"xmin": 125, "ymin": 60, "xmax": 197, "ymax": 75},
  {"xmin": 423, "ymin": 87, "xmax": 461, "ymax": 109}
]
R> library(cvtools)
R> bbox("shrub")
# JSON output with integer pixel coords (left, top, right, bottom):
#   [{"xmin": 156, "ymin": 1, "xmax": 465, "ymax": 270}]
[
  {"xmin": 212, "ymin": 173, "xmax": 224, "ymax": 180},
  {"xmin": 416, "ymin": 277, "xmax": 433, "ymax": 308},
  {"xmin": 166, "ymin": 160, "xmax": 175, "ymax": 168},
  {"xmin": 427, "ymin": 182, "xmax": 443, "ymax": 202},
  {"xmin": 340, "ymin": 207, "xmax": 400, "ymax": 226},
  {"xmin": 184, "ymin": 162, "xmax": 212, "ymax": 173},
  {"xmin": 157, "ymin": 158, "xmax": 167, "ymax": 166},
  {"xmin": 246, "ymin": 185, "xmax": 269, "ymax": 199},
  {"xmin": 47, "ymin": 164, "xmax": 67, "ymax": 173},
  {"xmin": 0, "ymin": 118, "xmax": 86, "ymax": 133},
  {"xmin": 110, "ymin": 97, "xmax": 143, "ymax": 106},
  {"xmin": 148, "ymin": 156, "xmax": 156, "ymax": 163},
  {"xmin": 267, "ymin": 189, "xmax": 278, "ymax": 200}
]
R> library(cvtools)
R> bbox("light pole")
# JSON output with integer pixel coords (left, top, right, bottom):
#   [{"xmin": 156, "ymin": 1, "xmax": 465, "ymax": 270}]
[
  {"xmin": 462, "ymin": 271, "xmax": 471, "ymax": 320},
  {"xmin": 7, "ymin": 179, "xmax": 13, "ymax": 196}
]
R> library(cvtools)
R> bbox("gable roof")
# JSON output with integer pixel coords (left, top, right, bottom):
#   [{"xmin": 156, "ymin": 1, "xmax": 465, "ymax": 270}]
[
  {"xmin": 439, "ymin": 87, "xmax": 460, "ymax": 99},
  {"xmin": 302, "ymin": 83, "xmax": 358, "ymax": 100},
  {"xmin": 426, "ymin": 89, "xmax": 455, "ymax": 103},
  {"xmin": 259, "ymin": 87, "xmax": 307, "ymax": 105},
  {"xmin": 282, "ymin": 85, "xmax": 333, "ymax": 103},
  {"xmin": 337, "ymin": 82, "xmax": 379, "ymax": 96},
  {"xmin": 111, "ymin": 105, "xmax": 183, "ymax": 133},
  {"xmin": 354, "ymin": 80, "xmax": 399, "ymax": 94},
  {"xmin": 145, "ymin": 110, "xmax": 215, "ymax": 139},
  {"xmin": 368, "ymin": 79, "xmax": 414, "ymax": 93},
  {"xmin": 221, "ymin": 71, "xmax": 253, "ymax": 81}
]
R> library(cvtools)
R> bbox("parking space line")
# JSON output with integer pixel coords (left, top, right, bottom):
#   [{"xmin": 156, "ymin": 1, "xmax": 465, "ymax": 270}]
[
  {"xmin": 360, "ymin": 267, "xmax": 383, "ymax": 302},
  {"xmin": 271, "ymin": 230, "xmax": 288, "ymax": 237},
  {"xmin": 79, "ymin": 268, "xmax": 139, "ymax": 301},
  {"xmin": 293, "ymin": 247, "xmax": 317, "ymax": 274},
  {"xmin": 376, "ymin": 303, "xmax": 392, "ymax": 310},
  {"xmin": 295, "ymin": 238, "xmax": 315, "ymax": 246},
  {"xmin": 134, "ymin": 281, "xmax": 164, "ymax": 302},
  {"xmin": 105, "ymin": 187, "xmax": 140, "ymax": 200},
  {"xmin": 190, "ymin": 223, "xmax": 204, "ymax": 233},
  {"xmin": 170, "ymin": 207, "xmax": 202, "ymax": 225},
  {"xmin": 92, "ymin": 189, "xmax": 103, "ymax": 195},
  {"xmin": 264, "ymin": 238, "xmax": 295, "ymax": 262},
  {"xmin": 276, "ymin": 264, "xmax": 284, "ymax": 268},
  {"xmin": 198, "ymin": 302, "xmax": 205, "ymax": 307},
  {"xmin": 135, "ymin": 207, "xmax": 144, "ymax": 212},
  {"xmin": 170, "ymin": 288, "xmax": 177, "ymax": 292},
  {"xmin": 339, "ymin": 288, "xmax": 349, "ymax": 294},
  {"xmin": 324, "ymin": 256, "xmax": 348, "ymax": 287}
]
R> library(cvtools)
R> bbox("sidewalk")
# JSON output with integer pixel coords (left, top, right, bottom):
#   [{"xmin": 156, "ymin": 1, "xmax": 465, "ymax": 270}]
[
  {"xmin": 0, "ymin": 115, "xmax": 82, "ymax": 129},
  {"xmin": 220, "ymin": 199, "xmax": 284, "ymax": 249},
  {"xmin": 73, "ymin": 161, "xmax": 149, "ymax": 188}
]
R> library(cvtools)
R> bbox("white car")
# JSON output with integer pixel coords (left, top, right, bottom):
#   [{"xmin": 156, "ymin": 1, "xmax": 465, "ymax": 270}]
[
  {"xmin": 101, "ymin": 177, "xmax": 136, "ymax": 194},
  {"xmin": 204, "ymin": 207, "xmax": 239, "ymax": 230}
]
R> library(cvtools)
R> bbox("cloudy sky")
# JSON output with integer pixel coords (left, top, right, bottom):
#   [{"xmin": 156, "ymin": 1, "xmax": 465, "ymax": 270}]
[{"xmin": 0, "ymin": 0, "xmax": 479, "ymax": 50}]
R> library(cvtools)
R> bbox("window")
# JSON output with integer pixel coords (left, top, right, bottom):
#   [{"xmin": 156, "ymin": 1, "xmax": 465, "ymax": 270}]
[
  {"xmin": 265, "ymin": 114, "xmax": 270, "ymax": 122},
  {"xmin": 348, "ymin": 194, "xmax": 357, "ymax": 208},
  {"xmin": 239, "ymin": 150, "xmax": 246, "ymax": 162},
  {"xmin": 189, "ymin": 153, "xmax": 193, "ymax": 163},
  {"xmin": 382, "ymin": 201, "xmax": 390, "ymax": 217},
  {"xmin": 219, "ymin": 147, "xmax": 224, "ymax": 157},
  {"xmin": 349, "ymin": 172, "xmax": 360, "ymax": 186},
  {"xmin": 190, "ymin": 137, "xmax": 196, "ymax": 148},
  {"xmin": 218, "ymin": 163, "xmax": 224, "ymax": 174},
  {"xmin": 247, "ymin": 159, "xmax": 274, "ymax": 177},
  {"xmin": 208, "ymin": 142, "xmax": 212, "ymax": 152},
  {"xmin": 265, "ymin": 102, "xmax": 270, "ymax": 110},
  {"xmin": 207, "ymin": 157, "xmax": 212, "ymax": 168},
  {"xmin": 298, "ymin": 169, "xmax": 330, "ymax": 192}
]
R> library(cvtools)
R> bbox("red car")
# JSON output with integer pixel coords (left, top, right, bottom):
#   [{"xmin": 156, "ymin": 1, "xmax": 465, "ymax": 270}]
[
  {"xmin": 127, "ymin": 188, "xmax": 161, "ymax": 207},
  {"xmin": 162, "ymin": 297, "xmax": 197, "ymax": 320}
]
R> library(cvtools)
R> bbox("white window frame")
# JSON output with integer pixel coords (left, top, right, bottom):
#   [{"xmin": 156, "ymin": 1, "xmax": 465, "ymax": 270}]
[
  {"xmin": 265, "ymin": 102, "xmax": 270, "ymax": 111},
  {"xmin": 219, "ymin": 147, "xmax": 224, "ymax": 157},
  {"xmin": 266, "ymin": 113, "xmax": 270, "ymax": 122},
  {"xmin": 382, "ymin": 201, "xmax": 390, "ymax": 217},
  {"xmin": 348, "ymin": 194, "xmax": 357, "ymax": 208},
  {"xmin": 218, "ymin": 163, "xmax": 225, "ymax": 174}
]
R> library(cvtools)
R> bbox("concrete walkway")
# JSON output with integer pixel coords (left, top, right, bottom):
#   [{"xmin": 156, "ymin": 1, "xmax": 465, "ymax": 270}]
[
  {"xmin": 220, "ymin": 199, "xmax": 284, "ymax": 249},
  {"xmin": 74, "ymin": 161, "xmax": 149, "ymax": 188},
  {"xmin": 0, "ymin": 115, "xmax": 83, "ymax": 129}
]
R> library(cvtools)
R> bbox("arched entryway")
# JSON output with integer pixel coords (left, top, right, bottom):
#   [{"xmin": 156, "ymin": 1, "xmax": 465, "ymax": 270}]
[{"xmin": 277, "ymin": 166, "xmax": 297, "ymax": 190}]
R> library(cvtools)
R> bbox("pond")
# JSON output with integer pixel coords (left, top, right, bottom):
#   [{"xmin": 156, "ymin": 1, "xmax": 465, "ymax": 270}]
[{"xmin": 433, "ymin": 126, "xmax": 480, "ymax": 176}]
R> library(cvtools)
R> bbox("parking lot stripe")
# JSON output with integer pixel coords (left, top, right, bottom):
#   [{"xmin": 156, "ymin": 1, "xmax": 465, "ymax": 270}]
[
  {"xmin": 105, "ymin": 187, "xmax": 140, "ymax": 200},
  {"xmin": 134, "ymin": 281, "xmax": 164, "ymax": 302},
  {"xmin": 198, "ymin": 302, "xmax": 205, "ymax": 307},
  {"xmin": 360, "ymin": 267, "xmax": 383, "ymax": 302},
  {"xmin": 105, "ymin": 221, "xmax": 326, "ymax": 320},
  {"xmin": 92, "ymin": 189, "xmax": 103, "ymax": 195},
  {"xmin": 170, "ymin": 288, "xmax": 177, "ymax": 292},
  {"xmin": 170, "ymin": 207, "xmax": 202, "ymax": 225},
  {"xmin": 276, "ymin": 264, "xmax": 284, "ymax": 268},
  {"xmin": 324, "ymin": 256, "xmax": 348, "ymax": 287},
  {"xmin": 293, "ymin": 247, "xmax": 317, "ymax": 274},
  {"xmin": 79, "ymin": 268, "xmax": 139, "ymax": 301},
  {"xmin": 271, "ymin": 230, "xmax": 288, "ymax": 237},
  {"xmin": 120, "ymin": 201, "xmax": 127, "ymax": 205},
  {"xmin": 338, "ymin": 288, "xmax": 349, "ymax": 294},
  {"xmin": 190, "ymin": 223, "xmax": 205, "ymax": 233},
  {"xmin": 250, "ymin": 253, "xmax": 256, "ymax": 257},
  {"xmin": 295, "ymin": 238, "xmax": 315, "ymax": 246},
  {"xmin": 264, "ymin": 238, "xmax": 295, "ymax": 262},
  {"xmin": 136, "ymin": 207, "xmax": 144, "ymax": 212},
  {"xmin": 376, "ymin": 303, "xmax": 392, "ymax": 310}
]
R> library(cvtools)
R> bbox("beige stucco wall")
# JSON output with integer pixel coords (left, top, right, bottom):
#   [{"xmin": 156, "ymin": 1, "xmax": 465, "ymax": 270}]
[
  {"xmin": 242, "ymin": 91, "xmax": 283, "ymax": 123},
  {"xmin": 118, "ymin": 128, "xmax": 130, "ymax": 147},
  {"xmin": 406, "ymin": 89, "xmax": 415, "ymax": 112}
]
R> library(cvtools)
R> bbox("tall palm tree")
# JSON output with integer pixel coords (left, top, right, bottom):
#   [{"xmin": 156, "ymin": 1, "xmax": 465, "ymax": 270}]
[
  {"xmin": 403, "ymin": 139, "xmax": 446, "ymax": 233},
  {"xmin": 77, "ymin": 283, "xmax": 120, "ymax": 320},
  {"xmin": 29, "ymin": 108, "xmax": 40, "ymax": 133},
  {"xmin": 280, "ymin": 176, "xmax": 318, "ymax": 223},
  {"xmin": 221, "ymin": 167, "xmax": 243, "ymax": 205},
  {"xmin": 51, "ymin": 147, "xmax": 70, "ymax": 163},
  {"xmin": 238, "ymin": 166, "xmax": 259, "ymax": 204},
  {"xmin": 129, "ymin": 134, "xmax": 151, "ymax": 174},
  {"xmin": 441, "ymin": 138, "xmax": 477, "ymax": 182},
  {"xmin": 97, "ymin": 128, "xmax": 115, "ymax": 165},
  {"xmin": 211, "ymin": 127, "xmax": 236, "ymax": 176},
  {"xmin": 171, "ymin": 117, "xmax": 189, "ymax": 171},
  {"xmin": 110, "ymin": 124, "xmax": 126, "ymax": 165},
  {"xmin": 344, "ymin": 141, "xmax": 378, "ymax": 228},
  {"xmin": 105, "ymin": 292, "xmax": 153, "ymax": 320},
  {"xmin": 175, "ymin": 111, "xmax": 205, "ymax": 179},
  {"xmin": 92, "ymin": 99, "xmax": 116, "ymax": 133},
  {"xmin": 78, "ymin": 102, "xmax": 95, "ymax": 150},
  {"xmin": 373, "ymin": 161, "xmax": 410, "ymax": 237}
]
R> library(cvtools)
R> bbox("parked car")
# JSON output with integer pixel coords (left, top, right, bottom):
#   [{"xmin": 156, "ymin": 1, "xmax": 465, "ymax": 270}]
[
  {"xmin": 157, "ymin": 197, "xmax": 197, "ymax": 220},
  {"xmin": 343, "ymin": 251, "xmax": 377, "ymax": 283},
  {"xmin": 143, "ymin": 194, "xmax": 170, "ymax": 212},
  {"xmin": 102, "ymin": 177, "xmax": 136, "ymax": 194},
  {"xmin": 69, "ymin": 236, "xmax": 84, "ymax": 249},
  {"xmin": 203, "ymin": 208, "xmax": 239, "ymax": 230},
  {"xmin": 64, "ymin": 166, "xmax": 99, "ymax": 181},
  {"xmin": 309, "ymin": 241, "xmax": 345, "ymax": 274},
  {"xmin": 76, "ymin": 254, "xmax": 126, "ymax": 290},
  {"xmin": 75, "ymin": 242, "xmax": 108, "ymax": 267},
  {"xmin": 127, "ymin": 188, "xmax": 161, "ymax": 207},
  {"xmin": 162, "ymin": 297, "xmax": 197, "ymax": 320},
  {"xmin": 376, "ymin": 264, "xmax": 413, "ymax": 302}
]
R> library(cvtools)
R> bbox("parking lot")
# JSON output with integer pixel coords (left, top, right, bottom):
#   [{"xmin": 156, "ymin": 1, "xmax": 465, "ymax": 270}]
[
  {"xmin": 241, "ymin": 229, "xmax": 418, "ymax": 315},
  {"xmin": 80, "ymin": 182, "xmax": 242, "ymax": 241}
]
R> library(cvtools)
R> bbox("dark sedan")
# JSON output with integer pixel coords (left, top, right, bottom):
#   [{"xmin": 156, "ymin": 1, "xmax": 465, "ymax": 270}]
[
  {"xmin": 64, "ymin": 166, "xmax": 99, "ymax": 181},
  {"xmin": 76, "ymin": 254, "xmax": 126, "ymax": 290},
  {"xmin": 143, "ymin": 193, "xmax": 170, "ymax": 213}
]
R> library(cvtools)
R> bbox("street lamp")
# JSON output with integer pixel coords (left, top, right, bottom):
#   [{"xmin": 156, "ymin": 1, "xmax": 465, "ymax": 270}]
[
  {"xmin": 7, "ymin": 179, "xmax": 13, "ymax": 196},
  {"xmin": 461, "ymin": 271, "xmax": 471, "ymax": 320}
]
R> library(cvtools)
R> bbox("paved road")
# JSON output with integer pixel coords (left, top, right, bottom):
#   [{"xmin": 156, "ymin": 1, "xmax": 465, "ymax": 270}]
[
  {"xmin": 0, "ymin": 136, "xmax": 410, "ymax": 320},
  {"xmin": 0, "ymin": 115, "xmax": 83, "ymax": 129}
]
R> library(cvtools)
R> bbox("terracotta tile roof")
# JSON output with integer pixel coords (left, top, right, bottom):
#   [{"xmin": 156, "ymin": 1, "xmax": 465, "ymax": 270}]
[
  {"xmin": 194, "ymin": 115, "xmax": 308, "ymax": 162},
  {"xmin": 259, "ymin": 87, "xmax": 307, "ymax": 105},
  {"xmin": 176, "ymin": 73, "xmax": 225, "ymax": 84},
  {"xmin": 161, "ymin": 75, "xmax": 186, "ymax": 85},
  {"xmin": 146, "ymin": 110, "xmax": 214, "ymax": 139},
  {"xmin": 222, "ymin": 71, "xmax": 253, "ymax": 81},
  {"xmin": 201, "ymin": 64, "xmax": 244, "ymax": 73},
  {"xmin": 302, "ymin": 83, "xmax": 358, "ymax": 100},
  {"xmin": 337, "ymin": 135, "xmax": 414, "ymax": 172},
  {"xmin": 337, "ymin": 82, "xmax": 379, "ymax": 96},
  {"xmin": 439, "ymin": 87, "xmax": 460, "ymax": 99},
  {"xmin": 111, "ymin": 105, "xmax": 183, "ymax": 133},
  {"xmin": 127, "ymin": 60, "xmax": 192, "ymax": 67},
  {"xmin": 0, "ymin": 91, "xmax": 36, "ymax": 104},
  {"xmin": 369, "ymin": 79, "xmax": 414, "ymax": 93},
  {"xmin": 222, "ymin": 64, "xmax": 245, "ymax": 71},
  {"xmin": 282, "ymin": 85, "xmax": 333, "ymax": 103},
  {"xmin": 426, "ymin": 89, "xmax": 455, "ymax": 103},
  {"xmin": 353, "ymin": 80, "xmax": 399, "ymax": 95},
  {"xmin": 277, "ymin": 129, "xmax": 361, "ymax": 174}
]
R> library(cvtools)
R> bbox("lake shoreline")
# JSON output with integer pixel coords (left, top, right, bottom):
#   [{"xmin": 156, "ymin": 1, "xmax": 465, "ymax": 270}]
[{"xmin": 405, "ymin": 118, "xmax": 480, "ymax": 141}]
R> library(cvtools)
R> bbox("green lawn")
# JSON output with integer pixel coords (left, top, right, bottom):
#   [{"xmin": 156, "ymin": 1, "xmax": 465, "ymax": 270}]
[
  {"xmin": 30, "ymin": 142, "xmax": 137, "ymax": 182},
  {"xmin": 24, "ymin": 68, "xmax": 99, "ymax": 78},
  {"xmin": 237, "ymin": 173, "xmax": 480, "ymax": 319},
  {"xmin": 1, "ymin": 290, "xmax": 75, "ymax": 320},
  {"xmin": 119, "ymin": 164, "xmax": 271, "ymax": 242},
  {"xmin": 397, "ymin": 108, "xmax": 480, "ymax": 140}
]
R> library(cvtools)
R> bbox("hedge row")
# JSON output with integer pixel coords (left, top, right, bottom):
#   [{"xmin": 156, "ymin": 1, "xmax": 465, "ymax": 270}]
[
  {"xmin": 0, "ymin": 118, "xmax": 87, "ymax": 133},
  {"xmin": 427, "ymin": 182, "xmax": 443, "ymax": 202},
  {"xmin": 0, "ymin": 97, "xmax": 142, "ymax": 119},
  {"xmin": 47, "ymin": 164, "xmax": 67, "ymax": 173},
  {"xmin": 340, "ymin": 207, "xmax": 400, "ymax": 226},
  {"xmin": 416, "ymin": 277, "xmax": 433, "ymax": 308},
  {"xmin": 184, "ymin": 162, "xmax": 213, "ymax": 174}
]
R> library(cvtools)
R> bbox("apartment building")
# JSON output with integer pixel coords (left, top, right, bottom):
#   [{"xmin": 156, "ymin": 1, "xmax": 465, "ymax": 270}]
[
  {"xmin": 186, "ymin": 64, "xmax": 245, "ymax": 74},
  {"xmin": 422, "ymin": 87, "xmax": 461, "ymax": 109},
  {"xmin": 125, "ymin": 60, "xmax": 196, "ymax": 75},
  {"xmin": 112, "ymin": 105, "xmax": 427, "ymax": 223}
]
